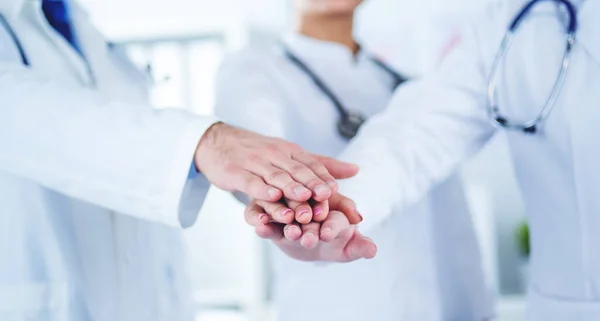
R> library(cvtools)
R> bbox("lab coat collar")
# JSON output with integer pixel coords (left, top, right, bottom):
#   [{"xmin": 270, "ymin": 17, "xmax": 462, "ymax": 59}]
[
  {"xmin": 0, "ymin": 0, "xmax": 28, "ymax": 18},
  {"xmin": 508, "ymin": 0, "xmax": 598, "ymax": 64},
  {"xmin": 578, "ymin": 0, "xmax": 600, "ymax": 65},
  {"xmin": 282, "ymin": 33, "xmax": 370, "ymax": 66},
  {"xmin": 0, "ymin": 0, "xmax": 88, "ymax": 19}
]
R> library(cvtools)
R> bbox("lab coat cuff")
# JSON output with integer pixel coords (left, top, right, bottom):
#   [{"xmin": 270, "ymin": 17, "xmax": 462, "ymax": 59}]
[
  {"xmin": 164, "ymin": 116, "xmax": 219, "ymax": 228},
  {"xmin": 336, "ymin": 141, "xmax": 403, "ymax": 236},
  {"xmin": 188, "ymin": 161, "xmax": 199, "ymax": 179}
]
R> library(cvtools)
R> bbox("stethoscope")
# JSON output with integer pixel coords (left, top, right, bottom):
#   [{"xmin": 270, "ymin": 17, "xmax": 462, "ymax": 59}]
[
  {"xmin": 282, "ymin": 44, "xmax": 407, "ymax": 140},
  {"xmin": 487, "ymin": 0, "xmax": 578, "ymax": 134},
  {"xmin": 0, "ymin": 13, "xmax": 159, "ymax": 85}
]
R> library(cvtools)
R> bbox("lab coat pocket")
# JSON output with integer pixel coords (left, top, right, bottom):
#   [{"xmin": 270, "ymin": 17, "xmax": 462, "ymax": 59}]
[
  {"xmin": 527, "ymin": 284, "xmax": 600, "ymax": 321},
  {"xmin": 0, "ymin": 282, "xmax": 69, "ymax": 320}
]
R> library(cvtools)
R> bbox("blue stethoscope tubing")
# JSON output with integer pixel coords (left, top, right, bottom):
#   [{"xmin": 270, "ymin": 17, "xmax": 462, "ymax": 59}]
[
  {"xmin": 281, "ymin": 44, "xmax": 407, "ymax": 140},
  {"xmin": 486, "ymin": 0, "xmax": 578, "ymax": 134}
]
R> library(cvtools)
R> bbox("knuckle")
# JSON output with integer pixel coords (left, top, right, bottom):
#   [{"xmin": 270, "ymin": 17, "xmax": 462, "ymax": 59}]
[
  {"xmin": 311, "ymin": 162, "xmax": 328, "ymax": 172},
  {"xmin": 341, "ymin": 198, "xmax": 356, "ymax": 208},
  {"xmin": 242, "ymin": 175, "xmax": 257, "ymax": 191},
  {"xmin": 224, "ymin": 162, "xmax": 240, "ymax": 174},
  {"xmin": 303, "ymin": 159, "xmax": 326, "ymax": 173},
  {"xmin": 287, "ymin": 142, "xmax": 303, "ymax": 153},
  {"xmin": 247, "ymin": 152, "xmax": 264, "ymax": 163},
  {"xmin": 309, "ymin": 178, "xmax": 325, "ymax": 187},
  {"xmin": 267, "ymin": 170, "xmax": 288, "ymax": 182},
  {"xmin": 283, "ymin": 181, "xmax": 298, "ymax": 190},
  {"xmin": 265, "ymin": 143, "xmax": 282, "ymax": 154},
  {"xmin": 289, "ymin": 164, "xmax": 309, "ymax": 176}
]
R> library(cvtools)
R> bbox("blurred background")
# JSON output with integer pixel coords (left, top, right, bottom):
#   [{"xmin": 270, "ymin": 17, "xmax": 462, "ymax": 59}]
[{"xmin": 76, "ymin": 0, "xmax": 528, "ymax": 320}]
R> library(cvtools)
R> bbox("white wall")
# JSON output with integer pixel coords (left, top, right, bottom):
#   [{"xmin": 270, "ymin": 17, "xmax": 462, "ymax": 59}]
[{"xmin": 79, "ymin": 0, "xmax": 240, "ymax": 39}]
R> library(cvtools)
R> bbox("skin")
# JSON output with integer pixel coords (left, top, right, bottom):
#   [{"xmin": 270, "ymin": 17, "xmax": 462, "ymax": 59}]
[
  {"xmin": 293, "ymin": 0, "xmax": 363, "ymax": 54},
  {"xmin": 244, "ymin": 0, "xmax": 378, "ymax": 262},
  {"xmin": 246, "ymin": 196, "xmax": 376, "ymax": 262},
  {"xmin": 195, "ymin": 122, "xmax": 360, "ymax": 203}
]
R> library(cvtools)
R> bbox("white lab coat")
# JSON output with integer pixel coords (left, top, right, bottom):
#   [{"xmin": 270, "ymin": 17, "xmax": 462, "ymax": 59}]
[
  {"xmin": 0, "ymin": 0, "xmax": 215, "ymax": 320},
  {"xmin": 337, "ymin": 0, "xmax": 600, "ymax": 320},
  {"xmin": 215, "ymin": 34, "xmax": 492, "ymax": 321}
]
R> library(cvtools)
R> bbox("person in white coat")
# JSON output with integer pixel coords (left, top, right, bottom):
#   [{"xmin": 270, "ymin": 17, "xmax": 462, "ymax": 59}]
[
  {"xmin": 0, "ymin": 0, "xmax": 369, "ymax": 319},
  {"xmin": 246, "ymin": 0, "xmax": 600, "ymax": 320},
  {"xmin": 215, "ymin": 1, "xmax": 492, "ymax": 320}
]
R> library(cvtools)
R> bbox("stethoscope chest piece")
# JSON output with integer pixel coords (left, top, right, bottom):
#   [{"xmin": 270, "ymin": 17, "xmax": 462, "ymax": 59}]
[{"xmin": 338, "ymin": 110, "xmax": 367, "ymax": 139}]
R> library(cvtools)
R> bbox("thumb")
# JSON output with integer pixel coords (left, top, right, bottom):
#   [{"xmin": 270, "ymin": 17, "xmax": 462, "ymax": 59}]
[
  {"xmin": 329, "ymin": 193, "xmax": 363, "ymax": 225},
  {"xmin": 345, "ymin": 231, "xmax": 377, "ymax": 261},
  {"xmin": 311, "ymin": 154, "xmax": 359, "ymax": 180}
]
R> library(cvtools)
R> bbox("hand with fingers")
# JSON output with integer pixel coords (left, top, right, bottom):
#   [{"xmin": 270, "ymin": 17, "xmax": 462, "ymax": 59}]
[
  {"xmin": 245, "ymin": 193, "xmax": 377, "ymax": 262},
  {"xmin": 194, "ymin": 122, "xmax": 359, "ymax": 203}
]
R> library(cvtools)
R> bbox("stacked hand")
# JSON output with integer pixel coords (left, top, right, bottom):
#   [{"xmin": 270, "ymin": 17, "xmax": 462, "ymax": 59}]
[
  {"xmin": 195, "ymin": 122, "xmax": 376, "ymax": 262},
  {"xmin": 244, "ymin": 193, "xmax": 378, "ymax": 262},
  {"xmin": 195, "ymin": 122, "xmax": 357, "ymax": 203}
]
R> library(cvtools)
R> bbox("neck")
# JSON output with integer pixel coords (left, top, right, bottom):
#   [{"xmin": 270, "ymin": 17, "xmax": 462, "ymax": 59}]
[{"xmin": 295, "ymin": 14, "xmax": 358, "ymax": 54}]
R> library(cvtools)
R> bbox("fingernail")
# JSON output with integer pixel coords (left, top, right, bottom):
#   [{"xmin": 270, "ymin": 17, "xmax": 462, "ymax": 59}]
[
  {"xmin": 281, "ymin": 209, "xmax": 293, "ymax": 218},
  {"xmin": 285, "ymin": 225, "xmax": 300, "ymax": 235},
  {"xmin": 294, "ymin": 186, "xmax": 310, "ymax": 198},
  {"xmin": 356, "ymin": 209, "xmax": 364, "ymax": 222},
  {"xmin": 268, "ymin": 188, "xmax": 280, "ymax": 199},
  {"xmin": 258, "ymin": 214, "xmax": 268, "ymax": 222},
  {"xmin": 314, "ymin": 207, "xmax": 323, "ymax": 218},
  {"xmin": 314, "ymin": 184, "xmax": 329, "ymax": 197},
  {"xmin": 327, "ymin": 180, "xmax": 337, "ymax": 189},
  {"xmin": 320, "ymin": 228, "xmax": 332, "ymax": 235},
  {"xmin": 298, "ymin": 210, "xmax": 310, "ymax": 221}
]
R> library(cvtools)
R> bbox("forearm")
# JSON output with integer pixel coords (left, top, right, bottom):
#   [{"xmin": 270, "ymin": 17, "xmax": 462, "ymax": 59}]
[
  {"xmin": 336, "ymin": 25, "xmax": 496, "ymax": 232},
  {"xmin": 0, "ymin": 62, "xmax": 215, "ymax": 226}
]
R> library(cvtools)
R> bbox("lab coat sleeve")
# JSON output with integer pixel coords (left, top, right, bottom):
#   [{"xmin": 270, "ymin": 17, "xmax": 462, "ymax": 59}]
[
  {"xmin": 214, "ymin": 50, "xmax": 290, "ymax": 204},
  {"xmin": 0, "ymin": 62, "xmax": 216, "ymax": 228},
  {"xmin": 338, "ymin": 19, "xmax": 498, "ymax": 234}
]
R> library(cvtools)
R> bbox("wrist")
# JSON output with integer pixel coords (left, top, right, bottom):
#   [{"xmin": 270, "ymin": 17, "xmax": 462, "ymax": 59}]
[{"xmin": 194, "ymin": 121, "xmax": 226, "ymax": 173}]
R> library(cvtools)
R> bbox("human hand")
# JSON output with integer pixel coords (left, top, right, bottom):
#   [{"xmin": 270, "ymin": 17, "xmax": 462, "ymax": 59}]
[
  {"xmin": 244, "ymin": 194, "xmax": 376, "ymax": 262},
  {"xmin": 249, "ymin": 193, "xmax": 362, "ymax": 225},
  {"xmin": 194, "ymin": 122, "xmax": 359, "ymax": 202}
]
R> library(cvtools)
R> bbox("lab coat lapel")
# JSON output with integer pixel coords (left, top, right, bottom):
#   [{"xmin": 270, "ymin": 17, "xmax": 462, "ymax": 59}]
[
  {"xmin": 24, "ymin": 0, "xmax": 95, "ymax": 86},
  {"xmin": 577, "ymin": 0, "xmax": 600, "ymax": 65},
  {"xmin": 0, "ymin": 0, "xmax": 27, "ymax": 18}
]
